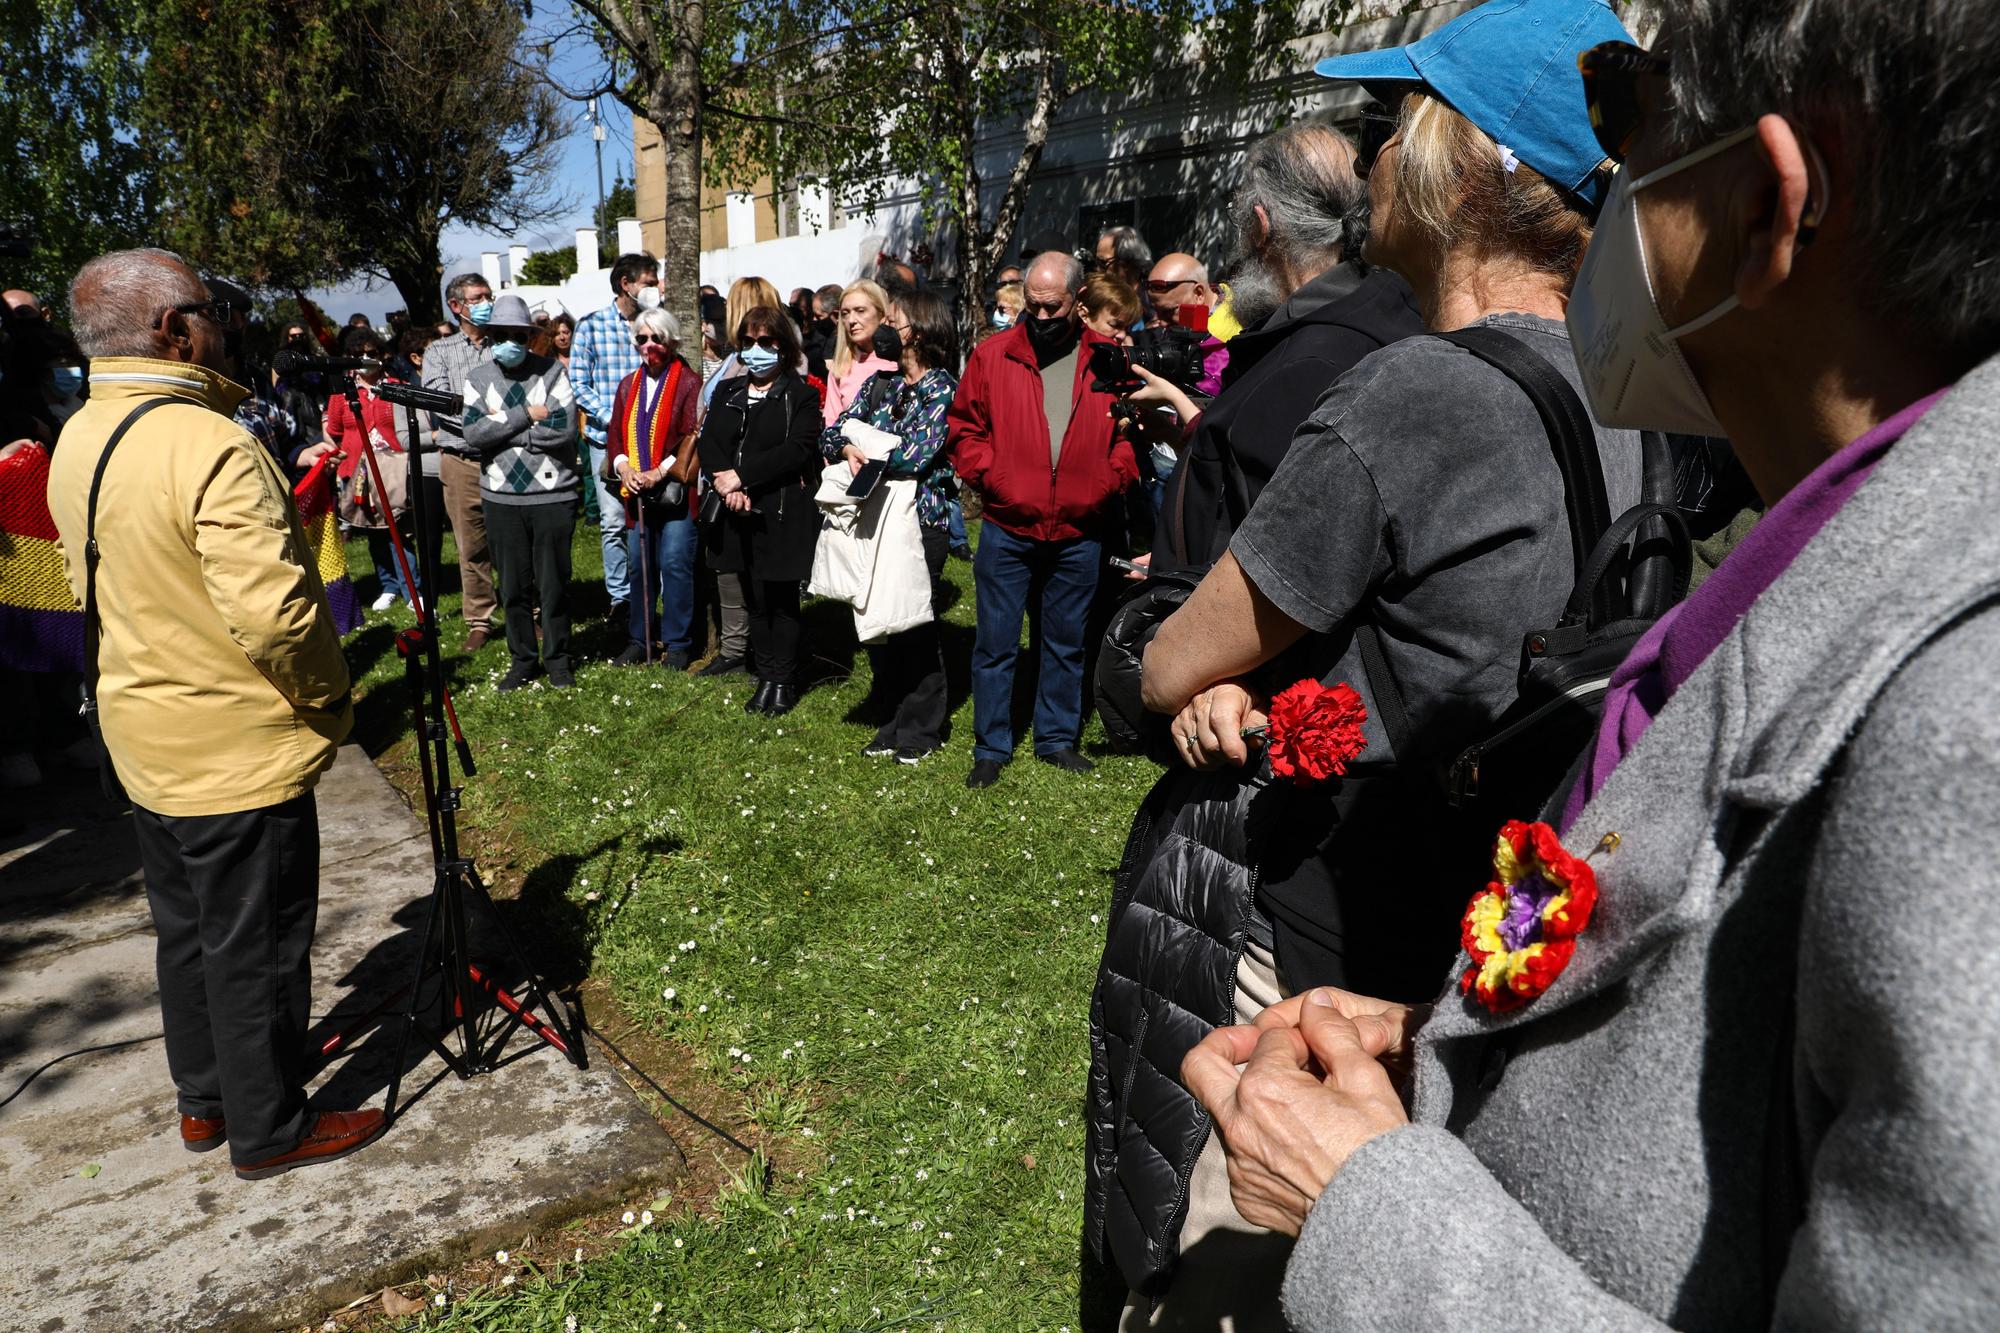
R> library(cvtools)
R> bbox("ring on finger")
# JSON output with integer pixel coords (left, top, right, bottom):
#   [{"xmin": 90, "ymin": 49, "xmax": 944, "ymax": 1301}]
[{"xmin": 1181, "ymin": 732, "xmax": 1199, "ymax": 749}]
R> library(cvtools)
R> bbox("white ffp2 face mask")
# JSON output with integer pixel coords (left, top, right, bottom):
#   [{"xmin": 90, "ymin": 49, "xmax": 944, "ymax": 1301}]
[
  {"xmin": 634, "ymin": 286, "xmax": 663, "ymax": 311},
  {"xmin": 1569, "ymin": 126, "xmax": 1820, "ymax": 435}
]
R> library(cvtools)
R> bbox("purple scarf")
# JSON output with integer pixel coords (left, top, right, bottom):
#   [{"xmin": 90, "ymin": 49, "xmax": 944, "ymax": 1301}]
[{"xmin": 1561, "ymin": 389, "xmax": 1950, "ymax": 831}]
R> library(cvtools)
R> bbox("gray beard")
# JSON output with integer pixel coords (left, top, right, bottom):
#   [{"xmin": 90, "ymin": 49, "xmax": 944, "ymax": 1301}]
[{"xmin": 1223, "ymin": 249, "xmax": 1287, "ymax": 332}]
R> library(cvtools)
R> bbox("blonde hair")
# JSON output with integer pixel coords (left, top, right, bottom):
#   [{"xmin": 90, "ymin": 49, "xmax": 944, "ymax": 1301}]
[
  {"xmin": 993, "ymin": 281, "xmax": 1024, "ymax": 315},
  {"xmin": 831, "ymin": 278, "xmax": 891, "ymax": 378},
  {"xmin": 1391, "ymin": 92, "xmax": 1595, "ymax": 280},
  {"xmin": 726, "ymin": 277, "xmax": 783, "ymax": 352}
]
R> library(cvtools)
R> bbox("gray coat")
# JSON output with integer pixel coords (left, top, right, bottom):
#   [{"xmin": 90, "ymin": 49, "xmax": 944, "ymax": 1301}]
[{"xmin": 1283, "ymin": 356, "xmax": 2000, "ymax": 1330}]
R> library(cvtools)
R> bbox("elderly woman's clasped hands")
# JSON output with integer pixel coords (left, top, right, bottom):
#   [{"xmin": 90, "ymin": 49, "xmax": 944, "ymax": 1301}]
[{"xmin": 1181, "ymin": 987, "xmax": 1427, "ymax": 1236}]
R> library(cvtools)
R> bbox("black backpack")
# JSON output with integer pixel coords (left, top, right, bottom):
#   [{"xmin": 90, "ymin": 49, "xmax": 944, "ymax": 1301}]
[{"xmin": 1357, "ymin": 326, "xmax": 1690, "ymax": 820}]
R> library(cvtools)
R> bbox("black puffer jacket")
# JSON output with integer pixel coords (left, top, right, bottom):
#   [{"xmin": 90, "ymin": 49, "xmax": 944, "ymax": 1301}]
[{"xmin": 1085, "ymin": 766, "xmax": 1259, "ymax": 1295}]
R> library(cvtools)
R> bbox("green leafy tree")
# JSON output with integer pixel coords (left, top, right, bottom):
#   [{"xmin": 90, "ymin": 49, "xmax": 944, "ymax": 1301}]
[
  {"xmin": 595, "ymin": 174, "xmax": 637, "ymax": 238},
  {"xmin": 142, "ymin": 0, "xmax": 569, "ymax": 323},
  {"xmin": 520, "ymin": 245, "xmax": 578, "ymax": 285},
  {"xmin": 0, "ymin": 0, "xmax": 159, "ymax": 313}
]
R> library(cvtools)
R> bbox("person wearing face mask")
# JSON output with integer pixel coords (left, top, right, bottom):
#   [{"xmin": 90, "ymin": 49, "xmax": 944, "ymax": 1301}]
[
  {"xmin": 1091, "ymin": 1, "xmax": 1650, "ymax": 1320},
  {"xmin": 46, "ymin": 248, "xmax": 378, "ymax": 1181},
  {"xmin": 822, "ymin": 279, "xmax": 899, "ymax": 427},
  {"xmin": 698, "ymin": 306, "xmax": 824, "ymax": 716},
  {"xmin": 1179, "ymin": 1, "xmax": 2000, "ymax": 1327},
  {"xmin": 803, "ymin": 283, "xmax": 844, "ymax": 362},
  {"xmin": 947, "ymin": 249, "xmax": 1137, "ymax": 789},
  {"xmin": 603, "ymin": 307, "xmax": 702, "ymax": 668},
  {"xmin": 320, "ymin": 325, "xmax": 414, "ymax": 612},
  {"xmin": 980, "ymin": 281, "xmax": 1025, "ymax": 345},
  {"xmin": 422, "ymin": 272, "xmax": 502, "ymax": 652},
  {"xmin": 462, "ymin": 294, "xmax": 581, "ymax": 690},
  {"xmin": 569, "ymin": 254, "xmax": 662, "ymax": 629}
]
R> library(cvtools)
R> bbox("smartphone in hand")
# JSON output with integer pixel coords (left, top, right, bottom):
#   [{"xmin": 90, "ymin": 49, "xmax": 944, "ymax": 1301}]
[{"xmin": 847, "ymin": 458, "xmax": 889, "ymax": 499}]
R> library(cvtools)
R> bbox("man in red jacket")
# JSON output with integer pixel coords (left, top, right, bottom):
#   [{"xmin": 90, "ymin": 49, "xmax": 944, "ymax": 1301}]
[{"xmin": 949, "ymin": 250, "xmax": 1139, "ymax": 788}]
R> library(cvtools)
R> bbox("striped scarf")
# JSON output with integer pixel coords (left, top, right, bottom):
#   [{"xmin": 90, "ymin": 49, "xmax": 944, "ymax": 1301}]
[
  {"xmin": 616, "ymin": 361, "xmax": 685, "ymax": 493},
  {"xmin": 293, "ymin": 453, "xmax": 362, "ymax": 635}
]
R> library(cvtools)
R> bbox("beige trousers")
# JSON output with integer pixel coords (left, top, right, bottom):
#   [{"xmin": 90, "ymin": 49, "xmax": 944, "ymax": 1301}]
[
  {"xmin": 1119, "ymin": 941, "xmax": 1294, "ymax": 1333},
  {"xmin": 438, "ymin": 452, "xmax": 497, "ymax": 631}
]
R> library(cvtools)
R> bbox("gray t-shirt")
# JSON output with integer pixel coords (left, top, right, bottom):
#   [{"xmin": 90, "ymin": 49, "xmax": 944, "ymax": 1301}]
[
  {"xmin": 1230, "ymin": 313, "xmax": 1642, "ymax": 765},
  {"xmin": 1042, "ymin": 346, "xmax": 1079, "ymax": 470}
]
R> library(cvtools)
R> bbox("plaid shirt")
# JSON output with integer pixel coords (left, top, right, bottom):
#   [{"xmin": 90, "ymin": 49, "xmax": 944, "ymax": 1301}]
[
  {"xmin": 421, "ymin": 330, "xmax": 487, "ymax": 454},
  {"xmin": 234, "ymin": 396, "xmax": 304, "ymax": 473},
  {"xmin": 569, "ymin": 303, "xmax": 641, "ymax": 447}
]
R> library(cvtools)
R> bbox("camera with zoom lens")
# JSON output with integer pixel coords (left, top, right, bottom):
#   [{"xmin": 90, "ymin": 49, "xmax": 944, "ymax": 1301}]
[{"xmin": 1088, "ymin": 323, "xmax": 1209, "ymax": 400}]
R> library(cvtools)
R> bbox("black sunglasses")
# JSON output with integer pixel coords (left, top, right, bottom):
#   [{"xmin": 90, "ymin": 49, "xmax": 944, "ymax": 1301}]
[
  {"xmin": 738, "ymin": 334, "xmax": 782, "ymax": 351},
  {"xmin": 1354, "ymin": 107, "xmax": 1400, "ymax": 179},
  {"xmin": 633, "ymin": 333, "xmax": 670, "ymax": 345},
  {"xmin": 168, "ymin": 298, "xmax": 235, "ymax": 326},
  {"xmin": 1579, "ymin": 41, "xmax": 1671, "ymax": 164}
]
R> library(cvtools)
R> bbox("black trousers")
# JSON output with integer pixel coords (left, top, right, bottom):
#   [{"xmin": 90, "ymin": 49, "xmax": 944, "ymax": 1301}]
[
  {"xmin": 867, "ymin": 525, "xmax": 950, "ymax": 752},
  {"xmin": 130, "ymin": 792, "xmax": 319, "ymax": 1165},
  {"xmin": 487, "ymin": 498, "xmax": 577, "ymax": 672},
  {"xmin": 745, "ymin": 578, "xmax": 803, "ymax": 684}
]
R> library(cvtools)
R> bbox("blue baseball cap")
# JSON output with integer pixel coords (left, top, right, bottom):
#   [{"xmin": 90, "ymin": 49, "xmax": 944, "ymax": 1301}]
[{"xmin": 1314, "ymin": 0, "xmax": 1633, "ymax": 208}]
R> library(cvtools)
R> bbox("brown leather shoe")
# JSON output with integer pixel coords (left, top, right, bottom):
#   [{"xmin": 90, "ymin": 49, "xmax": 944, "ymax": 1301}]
[
  {"xmin": 462, "ymin": 627, "xmax": 491, "ymax": 653},
  {"xmin": 234, "ymin": 1109, "xmax": 386, "ymax": 1181},
  {"xmin": 180, "ymin": 1114, "xmax": 226, "ymax": 1153}
]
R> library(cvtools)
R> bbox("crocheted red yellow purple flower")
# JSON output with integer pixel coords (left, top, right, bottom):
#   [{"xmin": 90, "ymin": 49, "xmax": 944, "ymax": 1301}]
[{"xmin": 1459, "ymin": 819, "xmax": 1599, "ymax": 1013}]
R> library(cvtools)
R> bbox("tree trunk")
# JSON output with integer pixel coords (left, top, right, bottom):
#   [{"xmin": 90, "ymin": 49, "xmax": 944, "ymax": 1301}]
[
  {"xmin": 387, "ymin": 260, "xmax": 444, "ymax": 327},
  {"xmin": 660, "ymin": 0, "xmax": 707, "ymax": 350},
  {"xmin": 943, "ymin": 29, "xmax": 986, "ymax": 354}
]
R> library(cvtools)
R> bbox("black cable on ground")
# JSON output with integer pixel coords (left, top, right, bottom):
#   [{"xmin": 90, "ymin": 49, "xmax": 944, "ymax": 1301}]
[
  {"xmin": 0, "ymin": 1033, "xmax": 163, "ymax": 1110},
  {"xmin": 582, "ymin": 1021, "xmax": 760, "ymax": 1160}
]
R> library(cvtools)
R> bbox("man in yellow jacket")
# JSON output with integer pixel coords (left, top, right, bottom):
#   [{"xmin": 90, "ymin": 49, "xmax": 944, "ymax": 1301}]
[{"xmin": 47, "ymin": 248, "xmax": 386, "ymax": 1180}]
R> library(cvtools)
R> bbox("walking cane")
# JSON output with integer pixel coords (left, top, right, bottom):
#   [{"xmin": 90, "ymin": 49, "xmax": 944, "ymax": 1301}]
[{"xmin": 630, "ymin": 480, "xmax": 654, "ymax": 665}]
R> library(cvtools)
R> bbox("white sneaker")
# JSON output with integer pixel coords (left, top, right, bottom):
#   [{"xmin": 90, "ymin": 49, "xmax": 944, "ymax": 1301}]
[
  {"xmin": 371, "ymin": 591, "xmax": 397, "ymax": 612},
  {"xmin": 0, "ymin": 751, "xmax": 43, "ymax": 789}
]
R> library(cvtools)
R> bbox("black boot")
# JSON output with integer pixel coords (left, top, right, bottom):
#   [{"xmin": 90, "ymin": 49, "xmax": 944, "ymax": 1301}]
[
  {"xmin": 746, "ymin": 680, "xmax": 777, "ymax": 714},
  {"xmin": 765, "ymin": 682, "xmax": 798, "ymax": 716}
]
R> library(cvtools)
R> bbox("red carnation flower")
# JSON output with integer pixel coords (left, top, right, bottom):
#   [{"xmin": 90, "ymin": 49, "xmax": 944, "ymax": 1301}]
[{"xmin": 1263, "ymin": 680, "xmax": 1368, "ymax": 785}]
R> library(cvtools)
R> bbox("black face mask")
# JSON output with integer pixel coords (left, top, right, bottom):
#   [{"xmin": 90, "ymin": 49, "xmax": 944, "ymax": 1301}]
[
  {"xmin": 1023, "ymin": 313, "xmax": 1078, "ymax": 363},
  {"xmin": 871, "ymin": 325, "xmax": 904, "ymax": 363}
]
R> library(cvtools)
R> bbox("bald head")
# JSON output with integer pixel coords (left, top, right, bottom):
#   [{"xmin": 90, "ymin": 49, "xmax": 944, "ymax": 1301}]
[
  {"xmin": 1147, "ymin": 253, "xmax": 1213, "ymax": 321},
  {"xmin": 3, "ymin": 289, "xmax": 44, "ymax": 319},
  {"xmin": 69, "ymin": 248, "xmax": 217, "ymax": 365}
]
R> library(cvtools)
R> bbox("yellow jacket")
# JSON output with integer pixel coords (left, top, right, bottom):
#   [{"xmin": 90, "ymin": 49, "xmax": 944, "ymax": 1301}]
[{"xmin": 47, "ymin": 357, "xmax": 353, "ymax": 816}]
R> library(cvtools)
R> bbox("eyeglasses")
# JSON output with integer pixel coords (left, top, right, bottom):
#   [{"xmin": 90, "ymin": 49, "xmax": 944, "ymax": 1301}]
[
  {"xmin": 169, "ymin": 299, "xmax": 234, "ymax": 325},
  {"xmin": 738, "ymin": 334, "xmax": 782, "ymax": 351},
  {"xmin": 1579, "ymin": 41, "xmax": 1670, "ymax": 164},
  {"xmin": 1354, "ymin": 108, "xmax": 1401, "ymax": 178},
  {"xmin": 633, "ymin": 333, "xmax": 669, "ymax": 345}
]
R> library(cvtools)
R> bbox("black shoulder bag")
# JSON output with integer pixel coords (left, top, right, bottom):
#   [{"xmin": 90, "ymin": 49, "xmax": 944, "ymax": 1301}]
[
  {"xmin": 1356, "ymin": 327, "xmax": 1690, "ymax": 820},
  {"xmin": 79, "ymin": 398, "xmax": 175, "ymax": 802}
]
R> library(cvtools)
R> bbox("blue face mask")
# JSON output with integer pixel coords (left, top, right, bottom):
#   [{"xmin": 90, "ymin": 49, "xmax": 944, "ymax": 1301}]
[
  {"xmin": 739, "ymin": 344, "xmax": 780, "ymax": 376},
  {"xmin": 491, "ymin": 340, "xmax": 528, "ymax": 369},
  {"xmin": 991, "ymin": 310, "xmax": 1016, "ymax": 331},
  {"xmin": 50, "ymin": 365, "xmax": 85, "ymax": 398},
  {"xmin": 467, "ymin": 299, "xmax": 494, "ymax": 325}
]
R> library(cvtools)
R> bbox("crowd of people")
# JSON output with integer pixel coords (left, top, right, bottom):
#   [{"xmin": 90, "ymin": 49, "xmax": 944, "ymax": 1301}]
[{"xmin": 7, "ymin": 0, "xmax": 2000, "ymax": 1321}]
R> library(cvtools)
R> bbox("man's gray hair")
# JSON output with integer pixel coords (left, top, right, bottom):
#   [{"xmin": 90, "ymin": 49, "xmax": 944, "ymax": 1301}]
[
  {"xmin": 1655, "ymin": 0, "xmax": 2000, "ymax": 355},
  {"xmin": 632, "ymin": 306, "xmax": 681, "ymax": 342},
  {"xmin": 68, "ymin": 247, "xmax": 206, "ymax": 359},
  {"xmin": 445, "ymin": 272, "xmax": 489, "ymax": 305},
  {"xmin": 1025, "ymin": 250, "xmax": 1084, "ymax": 293},
  {"xmin": 1099, "ymin": 225, "xmax": 1153, "ymax": 267},
  {"xmin": 1233, "ymin": 121, "xmax": 1365, "ymax": 275}
]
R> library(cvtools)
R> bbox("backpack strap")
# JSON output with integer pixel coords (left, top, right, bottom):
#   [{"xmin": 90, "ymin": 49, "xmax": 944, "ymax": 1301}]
[
  {"xmin": 1435, "ymin": 326, "xmax": 1618, "ymax": 627},
  {"xmin": 80, "ymin": 398, "xmax": 174, "ymax": 795}
]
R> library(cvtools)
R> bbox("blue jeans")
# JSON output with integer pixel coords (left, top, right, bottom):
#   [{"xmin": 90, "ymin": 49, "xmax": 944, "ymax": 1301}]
[
  {"xmin": 586, "ymin": 442, "xmax": 632, "ymax": 604},
  {"xmin": 947, "ymin": 498, "xmax": 968, "ymax": 548},
  {"xmin": 626, "ymin": 507, "xmax": 699, "ymax": 653},
  {"xmin": 971, "ymin": 523, "xmax": 1102, "ymax": 763},
  {"xmin": 367, "ymin": 530, "xmax": 415, "ymax": 603}
]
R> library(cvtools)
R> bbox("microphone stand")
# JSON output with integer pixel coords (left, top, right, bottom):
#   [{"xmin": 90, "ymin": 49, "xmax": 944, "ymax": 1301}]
[{"xmin": 313, "ymin": 376, "xmax": 583, "ymax": 1115}]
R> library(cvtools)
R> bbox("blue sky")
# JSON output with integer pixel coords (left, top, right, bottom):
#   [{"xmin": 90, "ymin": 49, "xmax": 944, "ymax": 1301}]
[{"xmin": 309, "ymin": 31, "xmax": 636, "ymax": 324}]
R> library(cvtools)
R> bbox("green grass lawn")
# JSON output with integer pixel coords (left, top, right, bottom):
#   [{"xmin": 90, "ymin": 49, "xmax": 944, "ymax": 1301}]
[{"xmin": 339, "ymin": 520, "xmax": 1156, "ymax": 1331}]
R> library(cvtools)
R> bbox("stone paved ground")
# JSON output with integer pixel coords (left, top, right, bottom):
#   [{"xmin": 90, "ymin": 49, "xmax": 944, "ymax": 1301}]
[{"xmin": 0, "ymin": 746, "xmax": 681, "ymax": 1331}]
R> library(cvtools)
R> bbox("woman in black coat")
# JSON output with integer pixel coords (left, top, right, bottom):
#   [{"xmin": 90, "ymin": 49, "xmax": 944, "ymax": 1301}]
[{"xmin": 699, "ymin": 305, "xmax": 824, "ymax": 715}]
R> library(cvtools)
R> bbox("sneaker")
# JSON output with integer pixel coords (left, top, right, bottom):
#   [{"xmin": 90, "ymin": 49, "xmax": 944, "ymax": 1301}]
[
  {"xmin": 663, "ymin": 650, "xmax": 692, "ymax": 671},
  {"xmin": 1037, "ymin": 748, "xmax": 1095, "ymax": 774},
  {"xmin": 862, "ymin": 739, "xmax": 897, "ymax": 758},
  {"xmin": 616, "ymin": 642, "xmax": 650, "ymax": 667},
  {"xmin": 370, "ymin": 591, "xmax": 397, "ymax": 612},
  {"xmin": 895, "ymin": 745, "xmax": 936, "ymax": 766},
  {"xmin": 547, "ymin": 663, "xmax": 575, "ymax": 689},
  {"xmin": 496, "ymin": 664, "xmax": 541, "ymax": 692},
  {"xmin": 965, "ymin": 759, "xmax": 1004, "ymax": 789},
  {"xmin": 696, "ymin": 655, "xmax": 747, "ymax": 678}
]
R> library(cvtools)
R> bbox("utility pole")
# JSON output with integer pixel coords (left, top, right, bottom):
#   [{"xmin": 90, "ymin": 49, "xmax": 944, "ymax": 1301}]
[{"xmin": 590, "ymin": 96, "xmax": 607, "ymax": 234}]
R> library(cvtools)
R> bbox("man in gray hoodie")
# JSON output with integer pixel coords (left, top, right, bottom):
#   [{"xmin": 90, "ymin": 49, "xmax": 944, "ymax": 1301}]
[{"xmin": 462, "ymin": 294, "xmax": 580, "ymax": 690}]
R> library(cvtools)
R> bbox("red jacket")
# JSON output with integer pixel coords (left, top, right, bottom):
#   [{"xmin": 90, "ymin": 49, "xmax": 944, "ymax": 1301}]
[
  {"xmin": 322, "ymin": 378, "xmax": 407, "ymax": 481},
  {"xmin": 947, "ymin": 324, "xmax": 1138, "ymax": 541}
]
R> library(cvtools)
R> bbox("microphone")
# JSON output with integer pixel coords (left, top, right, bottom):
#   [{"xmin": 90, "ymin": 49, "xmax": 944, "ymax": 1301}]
[{"xmin": 271, "ymin": 348, "xmax": 382, "ymax": 376}]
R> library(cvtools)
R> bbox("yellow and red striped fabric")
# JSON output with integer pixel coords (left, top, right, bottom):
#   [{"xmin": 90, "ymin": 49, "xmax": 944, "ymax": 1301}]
[
  {"xmin": 0, "ymin": 443, "xmax": 83, "ymax": 672},
  {"xmin": 292, "ymin": 454, "xmax": 362, "ymax": 635}
]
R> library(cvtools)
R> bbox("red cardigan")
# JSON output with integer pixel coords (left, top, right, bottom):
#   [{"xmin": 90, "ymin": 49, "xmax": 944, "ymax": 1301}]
[
  {"xmin": 322, "ymin": 378, "xmax": 407, "ymax": 481},
  {"xmin": 947, "ymin": 324, "xmax": 1138, "ymax": 542}
]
